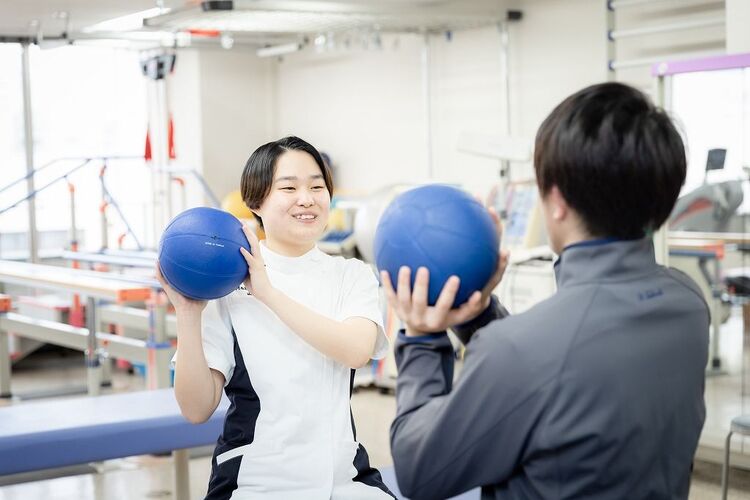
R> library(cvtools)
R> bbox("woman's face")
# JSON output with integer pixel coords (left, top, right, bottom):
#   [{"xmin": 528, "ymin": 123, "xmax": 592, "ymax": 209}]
[{"xmin": 254, "ymin": 150, "xmax": 331, "ymax": 254}]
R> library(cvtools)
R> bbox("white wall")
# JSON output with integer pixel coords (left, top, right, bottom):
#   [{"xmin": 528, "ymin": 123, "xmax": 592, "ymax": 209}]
[
  {"xmin": 199, "ymin": 49, "xmax": 275, "ymax": 200},
  {"xmin": 178, "ymin": 0, "xmax": 731, "ymax": 202},
  {"xmin": 274, "ymin": 36, "xmax": 426, "ymax": 195},
  {"xmin": 169, "ymin": 49, "xmax": 204, "ymax": 209},
  {"xmin": 169, "ymin": 47, "xmax": 275, "ymax": 205},
  {"xmin": 272, "ymin": 0, "xmax": 609, "ymax": 198}
]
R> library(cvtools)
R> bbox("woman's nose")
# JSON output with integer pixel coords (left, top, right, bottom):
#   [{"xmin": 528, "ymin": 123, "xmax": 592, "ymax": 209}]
[{"xmin": 297, "ymin": 191, "xmax": 314, "ymax": 207}]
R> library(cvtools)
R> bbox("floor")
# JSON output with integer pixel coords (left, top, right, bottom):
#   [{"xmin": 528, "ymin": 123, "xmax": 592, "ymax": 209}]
[{"xmin": 1, "ymin": 308, "xmax": 750, "ymax": 499}]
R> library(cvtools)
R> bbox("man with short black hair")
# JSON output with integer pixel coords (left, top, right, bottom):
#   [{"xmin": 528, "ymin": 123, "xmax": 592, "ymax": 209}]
[{"xmin": 383, "ymin": 82, "xmax": 709, "ymax": 500}]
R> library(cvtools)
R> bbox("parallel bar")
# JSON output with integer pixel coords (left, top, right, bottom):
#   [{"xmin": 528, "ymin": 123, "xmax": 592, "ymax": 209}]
[
  {"xmin": 99, "ymin": 304, "xmax": 178, "ymax": 338},
  {"xmin": 669, "ymin": 231, "xmax": 750, "ymax": 244},
  {"xmin": 60, "ymin": 251, "xmax": 155, "ymax": 268},
  {"xmin": 0, "ymin": 313, "xmax": 167, "ymax": 364},
  {"xmin": 0, "ymin": 260, "xmax": 154, "ymax": 303}
]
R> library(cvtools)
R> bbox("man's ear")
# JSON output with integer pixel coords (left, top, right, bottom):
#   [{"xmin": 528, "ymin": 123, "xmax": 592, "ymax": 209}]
[{"xmin": 547, "ymin": 186, "xmax": 569, "ymax": 221}]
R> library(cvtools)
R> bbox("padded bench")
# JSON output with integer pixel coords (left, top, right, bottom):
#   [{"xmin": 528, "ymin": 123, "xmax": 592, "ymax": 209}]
[
  {"xmin": 0, "ymin": 389, "xmax": 482, "ymax": 500},
  {"xmin": 0, "ymin": 389, "xmax": 227, "ymax": 498}
]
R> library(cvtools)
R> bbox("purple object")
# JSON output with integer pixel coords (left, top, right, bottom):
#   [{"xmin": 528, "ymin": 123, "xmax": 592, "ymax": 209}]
[{"xmin": 652, "ymin": 52, "xmax": 750, "ymax": 76}]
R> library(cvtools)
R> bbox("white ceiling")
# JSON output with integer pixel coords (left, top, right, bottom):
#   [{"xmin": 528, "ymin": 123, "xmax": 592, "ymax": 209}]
[
  {"xmin": 0, "ymin": 1, "xmax": 191, "ymax": 39},
  {"xmin": 0, "ymin": 0, "xmax": 513, "ymax": 41}
]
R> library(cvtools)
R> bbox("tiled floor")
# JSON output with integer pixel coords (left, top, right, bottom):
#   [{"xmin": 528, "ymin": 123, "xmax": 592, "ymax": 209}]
[{"xmin": 1, "ymin": 307, "xmax": 750, "ymax": 499}]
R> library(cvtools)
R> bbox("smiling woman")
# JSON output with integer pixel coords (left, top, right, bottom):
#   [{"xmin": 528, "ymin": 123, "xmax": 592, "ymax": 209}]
[
  {"xmin": 239, "ymin": 138, "xmax": 333, "ymax": 256},
  {"xmin": 165, "ymin": 136, "xmax": 395, "ymax": 499}
]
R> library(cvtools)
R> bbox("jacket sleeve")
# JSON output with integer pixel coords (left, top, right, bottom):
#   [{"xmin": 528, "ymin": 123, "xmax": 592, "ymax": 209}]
[
  {"xmin": 390, "ymin": 321, "xmax": 548, "ymax": 500},
  {"xmin": 451, "ymin": 295, "xmax": 510, "ymax": 344}
]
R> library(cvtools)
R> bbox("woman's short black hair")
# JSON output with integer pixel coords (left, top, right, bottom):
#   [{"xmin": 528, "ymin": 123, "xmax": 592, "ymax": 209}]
[
  {"xmin": 240, "ymin": 136, "xmax": 334, "ymax": 228},
  {"xmin": 534, "ymin": 82, "xmax": 686, "ymax": 239}
]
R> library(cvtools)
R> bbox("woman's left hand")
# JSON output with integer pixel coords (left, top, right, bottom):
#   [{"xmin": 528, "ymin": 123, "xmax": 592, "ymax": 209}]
[{"xmin": 240, "ymin": 224, "xmax": 275, "ymax": 303}]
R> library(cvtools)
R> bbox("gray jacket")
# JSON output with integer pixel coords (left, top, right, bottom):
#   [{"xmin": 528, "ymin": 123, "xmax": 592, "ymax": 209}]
[{"xmin": 390, "ymin": 238, "xmax": 709, "ymax": 500}]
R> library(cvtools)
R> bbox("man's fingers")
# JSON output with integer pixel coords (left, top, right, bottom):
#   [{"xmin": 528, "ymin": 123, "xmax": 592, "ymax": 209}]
[
  {"xmin": 411, "ymin": 267, "xmax": 430, "ymax": 315},
  {"xmin": 499, "ymin": 249, "xmax": 510, "ymax": 274},
  {"xmin": 449, "ymin": 290, "xmax": 482, "ymax": 324},
  {"xmin": 397, "ymin": 266, "xmax": 412, "ymax": 310},
  {"xmin": 380, "ymin": 271, "xmax": 398, "ymax": 306},
  {"xmin": 434, "ymin": 275, "xmax": 460, "ymax": 314}
]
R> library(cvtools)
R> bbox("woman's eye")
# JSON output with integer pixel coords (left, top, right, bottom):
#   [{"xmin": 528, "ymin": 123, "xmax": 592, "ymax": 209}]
[
  {"xmin": 280, "ymin": 187, "xmax": 295, "ymax": 191},
  {"xmin": 311, "ymin": 185, "xmax": 325, "ymax": 190}
]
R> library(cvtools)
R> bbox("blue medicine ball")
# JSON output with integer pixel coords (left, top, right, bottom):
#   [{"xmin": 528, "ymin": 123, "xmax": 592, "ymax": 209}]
[
  {"xmin": 374, "ymin": 185, "xmax": 499, "ymax": 308},
  {"xmin": 158, "ymin": 207, "xmax": 250, "ymax": 300}
]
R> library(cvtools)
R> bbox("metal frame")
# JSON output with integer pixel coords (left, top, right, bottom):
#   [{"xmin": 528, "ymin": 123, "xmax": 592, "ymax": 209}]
[
  {"xmin": 609, "ymin": 17, "xmax": 724, "ymax": 41},
  {"xmin": 655, "ymin": 51, "xmax": 750, "ymax": 467},
  {"xmin": 607, "ymin": 0, "xmax": 726, "ymax": 74},
  {"xmin": 0, "ymin": 261, "xmax": 171, "ymax": 397},
  {"xmin": 21, "ymin": 44, "xmax": 37, "ymax": 264}
]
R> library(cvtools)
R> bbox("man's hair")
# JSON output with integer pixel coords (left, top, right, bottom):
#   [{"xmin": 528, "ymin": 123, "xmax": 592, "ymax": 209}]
[
  {"xmin": 534, "ymin": 82, "xmax": 686, "ymax": 239},
  {"xmin": 240, "ymin": 136, "xmax": 334, "ymax": 228}
]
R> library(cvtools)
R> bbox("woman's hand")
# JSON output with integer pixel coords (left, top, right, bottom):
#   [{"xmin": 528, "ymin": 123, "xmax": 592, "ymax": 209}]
[
  {"xmin": 155, "ymin": 262, "xmax": 207, "ymax": 315},
  {"xmin": 240, "ymin": 224, "xmax": 276, "ymax": 304},
  {"xmin": 380, "ymin": 205, "xmax": 509, "ymax": 336}
]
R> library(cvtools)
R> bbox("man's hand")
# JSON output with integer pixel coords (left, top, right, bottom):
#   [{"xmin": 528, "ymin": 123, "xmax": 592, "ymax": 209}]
[{"xmin": 380, "ymin": 206, "xmax": 508, "ymax": 336}]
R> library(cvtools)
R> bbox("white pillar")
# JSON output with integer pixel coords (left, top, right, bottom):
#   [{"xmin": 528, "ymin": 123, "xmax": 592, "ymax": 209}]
[{"xmin": 726, "ymin": 0, "xmax": 750, "ymax": 53}]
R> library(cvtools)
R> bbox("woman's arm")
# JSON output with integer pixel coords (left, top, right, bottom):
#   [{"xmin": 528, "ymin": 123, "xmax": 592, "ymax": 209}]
[
  {"xmin": 156, "ymin": 265, "xmax": 226, "ymax": 423},
  {"xmin": 264, "ymin": 292, "xmax": 378, "ymax": 368},
  {"xmin": 172, "ymin": 309, "xmax": 226, "ymax": 423},
  {"xmin": 239, "ymin": 226, "xmax": 378, "ymax": 369}
]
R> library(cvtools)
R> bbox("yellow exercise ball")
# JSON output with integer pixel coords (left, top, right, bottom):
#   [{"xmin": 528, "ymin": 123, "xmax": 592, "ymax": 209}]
[{"xmin": 221, "ymin": 190, "xmax": 254, "ymax": 220}]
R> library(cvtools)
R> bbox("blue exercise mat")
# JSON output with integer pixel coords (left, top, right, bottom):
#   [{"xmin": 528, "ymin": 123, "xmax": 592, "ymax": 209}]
[{"xmin": 0, "ymin": 389, "xmax": 227, "ymax": 475}]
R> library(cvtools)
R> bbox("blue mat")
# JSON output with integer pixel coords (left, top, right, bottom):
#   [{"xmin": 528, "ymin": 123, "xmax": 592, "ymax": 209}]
[{"xmin": 0, "ymin": 389, "xmax": 227, "ymax": 475}]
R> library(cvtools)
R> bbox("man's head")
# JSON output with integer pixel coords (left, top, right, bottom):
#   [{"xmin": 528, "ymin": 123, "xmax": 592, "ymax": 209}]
[{"xmin": 534, "ymin": 82, "xmax": 686, "ymax": 253}]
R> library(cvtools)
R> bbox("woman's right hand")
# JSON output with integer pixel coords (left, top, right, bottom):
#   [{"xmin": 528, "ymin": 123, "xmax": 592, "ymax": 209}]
[{"xmin": 155, "ymin": 262, "xmax": 208, "ymax": 316}]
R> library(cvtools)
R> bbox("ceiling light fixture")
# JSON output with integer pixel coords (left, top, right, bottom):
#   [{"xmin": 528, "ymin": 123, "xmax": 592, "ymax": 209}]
[{"xmin": 256, "ymin": 42, "xmax": 303, "ymax": 58}]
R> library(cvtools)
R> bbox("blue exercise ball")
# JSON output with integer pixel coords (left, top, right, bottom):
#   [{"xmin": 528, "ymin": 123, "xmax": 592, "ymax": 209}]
[
  {"xmin": 158, "ymin": 207, "xmax": 250, "ymax": 300},
  {"xmin": 374, "ymin": 185, "xmax": 499, "ymax": 308}
]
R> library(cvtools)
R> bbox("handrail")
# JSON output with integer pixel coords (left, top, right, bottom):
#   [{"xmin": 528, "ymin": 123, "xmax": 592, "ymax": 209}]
[
  {"xmin": 99, "ymin": 162, "xmax": 144, "ymax": 250},
  {"xmin": 0, "ymin": 159, "xmax": 93, "ymax": 216},
  {"xmin": 0, "ymin": 155, "xmax": 143, "ymax": 198},
  {"xmin": 158, "ymin": 166, "xmax": 220, "ymax": 207}
]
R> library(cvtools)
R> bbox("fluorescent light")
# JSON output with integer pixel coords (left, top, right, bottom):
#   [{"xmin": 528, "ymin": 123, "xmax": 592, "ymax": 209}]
[
  {"xmin": 256, "ymin": 42, "xmax": 303, "ymax": 57},
  {"xmin": 85, "ymin": 7, "xmax": 169, "ymax": 33}
]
